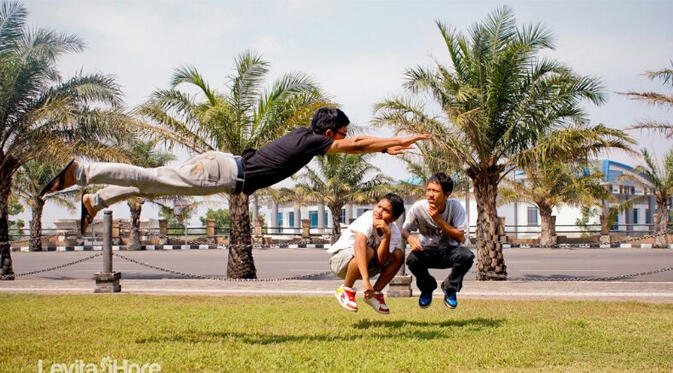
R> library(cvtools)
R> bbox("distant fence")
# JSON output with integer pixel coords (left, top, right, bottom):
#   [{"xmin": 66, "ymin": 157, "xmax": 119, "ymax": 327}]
[
  {"xmin": 500, "ymin": 223, "xmax": 672, "ymax": 238},
  {"xmin": 7, "ymin": 225, "xmax": 334, "ymax": 246}
]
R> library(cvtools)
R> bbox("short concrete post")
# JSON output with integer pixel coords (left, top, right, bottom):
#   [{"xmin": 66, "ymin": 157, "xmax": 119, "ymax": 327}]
[
  {"xmin": 206, "ymin": 219, "xmax": 216, "ymax": 243},
  {"xmin": 254, "ymin": 218, "xmax": 263, "ymax": 237},
  {"xmin": 497, "ymin": 216, "xmax": 508, "ymax": 243},
  {"xmin": 94, "ymin": 211, "xmax": 121, "ymax": 293},
  {"xmin": 550, "ymin": 215, "xmax": 558, "ymax": 245},
  {"xmin": 158, "ymin": 219, "xmax": 168, "ymax": 245},
  {"xmin": 301, "ymin": 219, "xmax": 310, "ymax": 241}
]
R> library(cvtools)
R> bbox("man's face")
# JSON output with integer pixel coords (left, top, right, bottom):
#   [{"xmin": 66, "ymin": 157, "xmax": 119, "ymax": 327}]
[
  {"xmin": 426, "ymin": 181, "xmax": 447, "ymax": 205},
  {"xmin": 373, "ymin": 198, "xmax": 395, "ymax": 223},
  {"xmin": 326, "ymin": 125, "xmax": 348, "ymax": 140}
]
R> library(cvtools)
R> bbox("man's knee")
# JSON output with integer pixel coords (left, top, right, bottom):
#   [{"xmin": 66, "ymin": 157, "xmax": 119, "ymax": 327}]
[
  {"xmin": 365, "ymin": 246, "xmax": 376, "ymax": 261},
  {"xmin": 406, "ymin": 251, "xmax": 421, "ymax": 269},
  {"xmin": 458, "ymin": 247, "xmax": 475, "ymax": 265},
  {"xmin": 385, "ymin": 249, "xmax": 404, "ymax": 270}
]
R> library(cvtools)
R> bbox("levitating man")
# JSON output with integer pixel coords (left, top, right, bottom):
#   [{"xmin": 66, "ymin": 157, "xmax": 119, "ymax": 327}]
[{"xmin": 41, "ymin": 108, "xmax": 429, "ymax": 233}]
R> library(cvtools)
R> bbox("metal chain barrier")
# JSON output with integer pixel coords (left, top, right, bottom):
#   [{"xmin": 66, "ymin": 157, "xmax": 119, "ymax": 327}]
[
  {"xmin": 112, "ymin": 252, "xmax": 332, "ymax": 282},
  {"xmin": 8, "ymin": 229, "xmax": 672, "ymax": 282},
  {"xmin": 13, "ymin": 253, "xmax": 103, "ymax": 278},
  {"xmin": 469, "ymin": 229, "xmax": 673, "ymax": 281}
]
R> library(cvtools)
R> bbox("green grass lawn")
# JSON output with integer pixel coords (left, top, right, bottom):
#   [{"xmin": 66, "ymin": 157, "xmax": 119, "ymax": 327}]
[{"xmin": 1, "ymin": 294, "xmax": 672, "ymax": 372}]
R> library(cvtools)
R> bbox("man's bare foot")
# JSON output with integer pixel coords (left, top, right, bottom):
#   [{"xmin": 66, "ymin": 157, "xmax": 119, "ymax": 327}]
[
  {"xmin": 80, "ymin": 193, "xmax": 98, "ymax": 234},
  {"xmin": 40, "ymin": 160, "xmax": 79, "ymax": 196}
]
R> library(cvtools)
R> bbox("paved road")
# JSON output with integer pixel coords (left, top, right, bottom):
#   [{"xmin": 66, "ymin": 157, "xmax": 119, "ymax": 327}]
[{"xmin": 9, "ymin": 247, "xmax": 673, "ymax": 282}]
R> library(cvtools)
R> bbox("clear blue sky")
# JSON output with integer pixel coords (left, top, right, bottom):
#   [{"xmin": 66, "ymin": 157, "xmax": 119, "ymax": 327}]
[{"xmin": 19, "ymin": 0, "xmax": 673, "ymax": 227}]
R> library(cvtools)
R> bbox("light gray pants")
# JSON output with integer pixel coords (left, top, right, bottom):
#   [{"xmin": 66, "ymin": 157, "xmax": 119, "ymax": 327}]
[{"xmin": 75, "ymin": 151, "xmax": 241, "ymax": 210}]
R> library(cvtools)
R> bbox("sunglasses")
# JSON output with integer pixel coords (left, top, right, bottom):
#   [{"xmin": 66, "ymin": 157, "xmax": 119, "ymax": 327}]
[{"xmin": 335, "ymin": 130, "xmax": 348, "ymax": 137}]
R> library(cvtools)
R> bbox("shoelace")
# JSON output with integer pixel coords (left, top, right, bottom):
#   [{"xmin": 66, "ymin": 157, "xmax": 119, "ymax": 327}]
[
  {"xmin": 374, "ymin": 293, "xmax": 385, "ymax": 303},
  {"xmin": 346, "ymin": 289, "xmax": 357, "ymax": 303}
]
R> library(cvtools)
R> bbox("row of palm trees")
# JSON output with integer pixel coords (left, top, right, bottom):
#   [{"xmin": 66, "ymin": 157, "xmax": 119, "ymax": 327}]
[{"xmin": 0, "ymin": 3, "xmax": 669, "ymax": 281}]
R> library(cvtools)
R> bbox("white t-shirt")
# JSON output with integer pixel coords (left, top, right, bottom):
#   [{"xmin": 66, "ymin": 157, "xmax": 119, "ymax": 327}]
[
  {"xmin": 402, "ymin": 198, "xmax": 468, "ymax": 246},
  {"xmin": 328, "ymin": 211, "xmax": 402, "ymax": 254}
]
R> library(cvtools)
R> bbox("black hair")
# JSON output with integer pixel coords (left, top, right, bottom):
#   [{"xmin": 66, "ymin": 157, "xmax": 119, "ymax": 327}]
[
  {"xmin": 310, "ymin": 107, "xmax": 350, "ymax": 134},
  {"xmin": 382, "ymin": 193, "xmax": 405, "ymax": 219},
  {"xmin": 428, "ymin": 172, "xmax": 454, "ymax": 194}
]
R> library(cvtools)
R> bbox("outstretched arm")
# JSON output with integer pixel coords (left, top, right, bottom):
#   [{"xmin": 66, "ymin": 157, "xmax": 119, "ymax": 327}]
[{"xmin": 326, "ymin": 134, "xmax": 430, "ymax": 155}]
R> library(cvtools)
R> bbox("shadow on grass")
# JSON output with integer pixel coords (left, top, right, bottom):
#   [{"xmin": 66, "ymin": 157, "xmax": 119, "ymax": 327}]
[
  {"xmin": 135, "ymin": 318, "xmax": 504, "ymax": 345},
  {"xmin": 353, "ymin": 317, "xmax": 504, "ymax": 330}
]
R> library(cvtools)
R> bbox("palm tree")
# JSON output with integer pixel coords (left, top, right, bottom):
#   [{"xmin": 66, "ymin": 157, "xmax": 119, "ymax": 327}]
[
  {"xmin": 293, "ymin": 154, "xmax": 392, "ymax": 238},
  {"xmin": 498, "ymin": 161, "xmax": 608, "ymax": 247},
  {"xmin": 11, "ymin": 161, "xmax": 78, "ymax": 250},
  {"xmin": 123, "ymin": 139, "xmax": 176, "ymax": 250},
  {"xmin": 621, "ymin": 62, "xmax": 673, "ymax": 136},
  {"xmin": 137, "ymin": 51, "xmax": 327, "ymax": 278},
  {"xmin": 0, "ymin": 2, "xmax": 132, "ymax": 279},
  {"xmin": 374, "ymin": 7, "xmax": 633, "ymax": 280},
  {"xmin": 617, "ymin": 149, "xmax": 673, "ymax": 247}
]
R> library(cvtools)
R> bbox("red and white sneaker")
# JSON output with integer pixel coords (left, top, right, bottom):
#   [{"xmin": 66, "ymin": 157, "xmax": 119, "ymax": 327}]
[
  {"xmin": 335, "ymin": 285, "xmax": 358, "ymax": 312},
  {"xmin": 365, "ymin": 291, "xmax": 390, "ymax": 314}
]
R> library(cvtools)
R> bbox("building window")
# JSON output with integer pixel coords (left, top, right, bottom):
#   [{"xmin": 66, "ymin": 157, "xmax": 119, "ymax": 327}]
[
  {"xmin": 646, "ymin": 209, "xmax": 652, "ymax": 224},
  {"xmin": 527, "ymin": 206, "xmax": 538, "ymax": 225},
  {"xmin": 277, "ymin": 212, "xmax": 283, "ymax": 227},
  {"xmin": 288, "ymin": 212, "xmax": 294, "ymax": 227},
  {"xmin": 309, "ymin": 211, "xmax": 318, "ymax": 227},
  {"xmin": 324, "ymin": 212, "xmax": 329, "ymax": 227},
  {"xmin": 633, "ymin": 209, "xmax": 638, "ymax": 224},
  {"xmin": 340, "ymin": 208, "xmax": 346, "ymax": 224},
  {"xmin": 356, "ymin": 208, "xmax": 370, "ymax": 217}
]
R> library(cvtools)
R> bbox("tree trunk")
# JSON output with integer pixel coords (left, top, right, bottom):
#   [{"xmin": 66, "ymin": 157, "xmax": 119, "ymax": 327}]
[
  {"xmin": 0, "ymin": 180, "xmax": 14, "ymax": 280},
  {"xmin": 470, "ymin": 170, "xmax": 507, "ymax": 280},
  {"xmin": 329, "ymin": 204, "xmax": 342, "ymax": 243},
  {"xmin": 29, "ymin": 197, "xmax": 45, "ymax": 251},
  {"xmin": 599, "ymin": 199, "xmax": 610, "ymax": 235},
  {"xmin": 227, "ymin": 193, "xmax": 256, "ymax": 279},
  {"xmin": 539, "ymin": 205, "xmax": 556, "ymax": 247},
  {"xmin": 128, "ymin": 199, "xmax": 144, "ymax": 250},
  {"xmin": 654, "ymin": 201, "xmax": 669, "ymax": 248}
]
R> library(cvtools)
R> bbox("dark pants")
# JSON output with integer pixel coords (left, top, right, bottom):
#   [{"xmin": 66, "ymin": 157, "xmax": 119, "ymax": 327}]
[{"xmin": 406, "ymin": 243, "xmax": 475, "ymax": 294}]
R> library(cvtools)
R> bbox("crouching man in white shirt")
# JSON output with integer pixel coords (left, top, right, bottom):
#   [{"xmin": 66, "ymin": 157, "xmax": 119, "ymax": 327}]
[
  {"xmin": 328, "ymin": 193, "xmax": 405, "ymax": 314},
  {"xmin": 402, "ymin": 172, "xmax": 474, "ymax": 309}
]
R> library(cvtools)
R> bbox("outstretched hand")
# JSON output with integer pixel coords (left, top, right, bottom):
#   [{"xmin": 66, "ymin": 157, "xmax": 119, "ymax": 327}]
[
  {"xmin": 384, "ymin": 134, "xmax": 431, "ymax": 155},
  {"xmin": 401, "ymin": 133, "xmax": 431, "ymax": 147}
]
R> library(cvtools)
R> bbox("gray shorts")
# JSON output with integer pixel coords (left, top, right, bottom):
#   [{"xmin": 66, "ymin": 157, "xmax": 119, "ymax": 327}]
[{"xmin": 329, "ymin": 247, "xmax": 400, "ymax": 279}]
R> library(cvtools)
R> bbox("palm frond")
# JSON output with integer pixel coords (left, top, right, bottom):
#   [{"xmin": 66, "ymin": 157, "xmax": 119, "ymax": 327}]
[
  {"xmin": 619, "ymin": 91, "xmax": 673, "ymax": 108},
  {"xmin": 0, "ymin": 1, "xmax": 26, "ymax": 53},
  {"xmin": 644, "ymin": 64, "xmax": 673, "ymax": 87}
]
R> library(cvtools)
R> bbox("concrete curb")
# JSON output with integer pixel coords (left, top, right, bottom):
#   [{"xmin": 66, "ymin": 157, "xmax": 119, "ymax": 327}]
[{"xmin": 502, "ymin": 243, "xmax": 673, "ymax": 249}]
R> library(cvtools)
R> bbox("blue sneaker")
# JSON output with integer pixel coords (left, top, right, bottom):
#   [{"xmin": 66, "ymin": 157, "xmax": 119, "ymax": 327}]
[
  {"xmin": 418, "ymin": 291, "xmax": 433, "ymax": 308},
  {"xmin": 444, "ymin": 290, "xmax": 457, "ymax": 309}
]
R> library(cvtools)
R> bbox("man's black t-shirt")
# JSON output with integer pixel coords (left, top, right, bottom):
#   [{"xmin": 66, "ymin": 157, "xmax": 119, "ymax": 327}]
[{"xmin": 241, "ymin": 127, "xmax": 334, "ymax": 195}]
